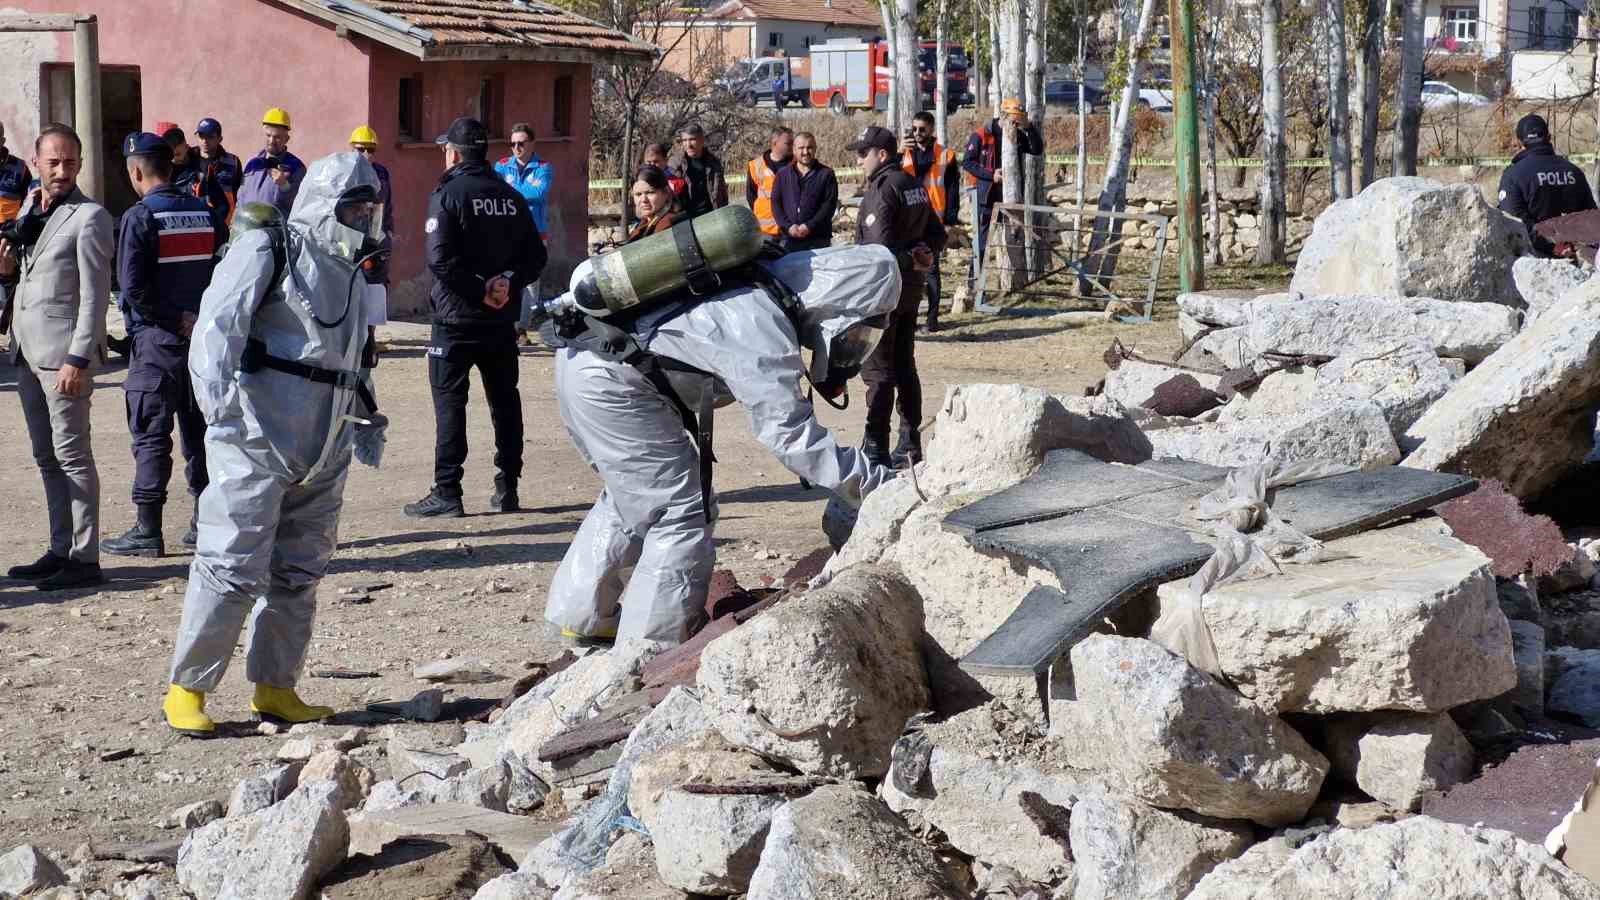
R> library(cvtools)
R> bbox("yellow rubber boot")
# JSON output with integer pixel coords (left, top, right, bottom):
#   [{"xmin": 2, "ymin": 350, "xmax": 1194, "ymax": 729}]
[
  {"xmin": 163, "ymin": 684, "xmax": 216, "ymax": 737},
  {"xmin": 560, "ymin": 626, "xmax": 617, "ymax": 645},
  {"xmin": 250, "ymin": 684, "xmax": 334, "ymax": 724}
]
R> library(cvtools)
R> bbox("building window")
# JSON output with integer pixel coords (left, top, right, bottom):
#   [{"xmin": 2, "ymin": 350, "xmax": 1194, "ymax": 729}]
[
  {"xmin": 1560, "ymin": 9, "xmax": 1580, "ymax": 50},
  {"xmin": 476, "ymin": 75, "xmax": 505, "ymax": 136},
  {"xmin": 1528, "ymin": 7, "xmax": 1547, "ymax": 49},
  {"xmin": 553, "ymin": 75, "xmax": 574, "ymax": 137},
  {"xmin": 398, "ymin": 75, "xmax": 423, "ymax": 141},
  {"xmin": 1443, "ymin": 7, "xmax": 1476, "ymax": 42},
  {"xmin": 768, "ymin": 31, "xmax": 784, "ymax": 48}
]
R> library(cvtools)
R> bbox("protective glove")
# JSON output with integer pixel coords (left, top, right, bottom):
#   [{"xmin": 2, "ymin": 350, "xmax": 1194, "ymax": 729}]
[{"xmin": 349, "ymin": 411, "xmax": 389, "ymax": 468}]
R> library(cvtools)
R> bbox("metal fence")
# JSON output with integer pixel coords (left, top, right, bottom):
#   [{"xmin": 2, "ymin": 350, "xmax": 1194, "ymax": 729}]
[{"xmin": 975, "ymin": 203, "xmax": 1171, "ymax": 321}]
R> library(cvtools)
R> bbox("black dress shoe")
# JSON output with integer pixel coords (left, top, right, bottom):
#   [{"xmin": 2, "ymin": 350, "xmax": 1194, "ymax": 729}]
[
  {"xmin": 403, "ymin": 489, "xmax": 465, "ymax": 519},
  {"xmin": 35, "ymin": 561, "xmax": 105, "ymax": 591},
  {"xmin": 8, "ymin": 551, "xmax": 65, "ymax": 581}
]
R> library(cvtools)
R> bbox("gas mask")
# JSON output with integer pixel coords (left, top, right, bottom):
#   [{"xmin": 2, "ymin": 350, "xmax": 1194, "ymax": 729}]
[
  {"xmin": 332, "ymin": 186, "xmax": 385, "ymax": 263},
  {"xmin": 808, "ymin": 313, "xmax": 887, "ymax": 402}
]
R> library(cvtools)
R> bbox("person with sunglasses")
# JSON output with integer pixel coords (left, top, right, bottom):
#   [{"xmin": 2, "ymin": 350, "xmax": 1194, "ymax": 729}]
[
  {"xmin": 494, "ymin": 122, "xmax": 553, "ymax": 243},
  {"xmin": 348, "ymin": 126, "xmax": 395, "ymax": 358}
]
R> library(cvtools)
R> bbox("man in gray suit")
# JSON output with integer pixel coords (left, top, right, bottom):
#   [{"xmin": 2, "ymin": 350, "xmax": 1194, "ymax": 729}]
[{"xmin": 1, "ymin": 124, "xmax": 114, "ymax": 590}]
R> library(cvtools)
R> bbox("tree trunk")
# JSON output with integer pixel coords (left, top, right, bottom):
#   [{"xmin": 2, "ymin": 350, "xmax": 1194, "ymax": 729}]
[
  {"xmin": 1202, "ymin": 1, "xmax": 1222, "ymax": 265},
  {"xmin": 1074, "ymin": 0, "xmax": 1088, "ymax": 251},
  {"xmin": 1255, "ymin": 0, "xmax": 1286, "ymax": 265},
  {"xmin": 894, "ymin": 0, "xmax": 920, "ymax": 135},
  {"xmin": 1084, "ymin": 0, "xmax": 1160, "ymax": 292},
  {"xmin": 880, "ymin": 0, "xmax": 899, "ymax": 126},
  {"xmin": 1356, "ymin": 0, "xmax": 1384, "ymax": 188},
  {"xmin": 1024, "ymin": 0, "xmax": 1047, "ymax": 277},
  {"xmin": 935, "ymin": 0, "xmax": 950, "ymax": 149},
  {"xmin": 989, "ymin": 8, "xmax": 1002, "ymax": 115},
  {"xmin": 1327, "ymin": 0, "xmax": 1353, "ymax": 200},
  {"xmin": 996, "ymin": 0, "xmax": 1026, "ymax": 292},
  {"xmin": 622, "ymin": 98, "xmax": 637, "ymax": 231},
  {"xmin": 1393, "ymin": 0, "xmax": 1423, "ymax": 176}
]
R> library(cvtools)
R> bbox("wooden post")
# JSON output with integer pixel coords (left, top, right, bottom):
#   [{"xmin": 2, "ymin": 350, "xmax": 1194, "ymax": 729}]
[
  {"xmin": 1168, "ymin": 0, "xmax": 1204, "ymax": 291},
  {"xmin": 73, "ymin": 16, "xmax": 102, "ymax": 204}
]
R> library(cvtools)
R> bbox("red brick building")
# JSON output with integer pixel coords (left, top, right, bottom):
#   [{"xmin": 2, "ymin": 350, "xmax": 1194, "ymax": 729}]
[{"xmin": 0, "ymin": 0, "xmax": 654, "ymax": 311}]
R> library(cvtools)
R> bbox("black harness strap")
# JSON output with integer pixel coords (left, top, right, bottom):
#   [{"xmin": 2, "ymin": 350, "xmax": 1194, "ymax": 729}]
[
  {"xmin": 671, "ymin": 219, "xmax": 722, "ymax": 296},
  {"xmin": 628, "ymin": 350, "xmax": 716, "ymax": 523},
  {"xmin": 242, "ymin": 338, "xmax": 378, "ymax": 415}
]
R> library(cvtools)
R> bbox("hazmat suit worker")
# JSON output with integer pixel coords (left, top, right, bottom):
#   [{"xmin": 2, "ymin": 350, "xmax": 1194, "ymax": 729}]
[
  {"xmin": 545, "ymin": 244, "xmax": 902, "ymax": 645},
  {"xmin": 162, "ymin": 152, "xmax": 388, "ymax": 736}
]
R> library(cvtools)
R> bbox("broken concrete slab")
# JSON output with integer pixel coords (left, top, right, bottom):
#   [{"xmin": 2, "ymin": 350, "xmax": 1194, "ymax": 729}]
[
  {"xmin": 1188, "ymin": 816, "xmax": 1598, "ymax": 900},
  {"xmin": 1247, "ymin": 294, "xmax": 1520, "ymax": 365},
  {"xmin": 228, "ymin": 763, "xmax": 302, "ymax": 818},
  {"xmin": 0, "ymin": 844, "xmax": 68, "ymax": 897},
  {"xmin": 698, "ymin": 564, "xmax": 929, "ymax": 778},
  {"xmin": 1103, "ymin": 359, "xmax": 1225, "ymax": 415},
  {"xmin": 1175, "ymin": 325, "xmax": 1257, "ymax": 370},
  {"xmin": 1154, "ymin": 520, "xmax": 1515, "ymax": 714},
  {"xmin": 652, "ymin": 786, "xmax": 784, "ymax": 895},
  {"xmin": 299, "ymin": 750, "xmax": 377, "ymax": 811},
  {"xmin": 389, "ymin": 739, "xmax": 472, "ymax": 785},
  {"xmin": 177, "ymin": 780, "xmax": 349, "ymax": 900},
  {"xmin": 746, "ymin": 785, "xmax": 963, "ymax": 900},
  {"xmin": 167, "ymin": 799, "xmax": 225, "ymax": 830},
  {"xmin": 1511, "ymin": 620, "xmax": 1548, "ymax": 717},
  {"xmin": 472, "ymin": 870, "xmax": 553, "ymax": 900},
  {"xmin": 626, "ymin": 733, "xmax": 784, "ymax": 832},
  {"xmin": 414, "ymin": 657, "xmax": 502, "ymax": 684},
  {"xmin": 347, "ymin": 802, "xmax": 559, "ymax": 865},
  {"xmin": 1290, "ymin": 343, "xmax": 1456, "ymax": 442},
  {"xmin": 1514, "ymin": 256, "xmax": 1592, "ymax": 324},
  {"xmin": 1069, "ymin": 787, "xmax": 1255, "ymax": 900},
  {"xmin": 1289, "ymin": 177, "xmax": 1528, "ymax": 305},
  {"xmin": 319, "ymin": 834, "xmax": 513, "ymax": 900},
  {"xmin": 1176, "ymin": 289, "xmax": 1283, "ymax": 330},
  {"xmin": 1050, "ymin": 635, "xmax": 1329, "ymax": 827},
  {"xmin": 551, "ymin": 833, "xmax": 678, "ymax": 900},
  {"xmin": 1147, "ymin": 396, "xmax": 1401, "ymax": 470},
  {"xmin": 1403, "ymin": 277, "xmax": 1600, "ymax": 500},
  {"xmin": 1322, "ymin": 712, "xmax": 1475, "ymax": 811}
]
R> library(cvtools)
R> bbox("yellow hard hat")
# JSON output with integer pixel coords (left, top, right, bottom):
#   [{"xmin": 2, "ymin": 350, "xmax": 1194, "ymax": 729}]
[
  {"xmin": 349, "ymin": 125, "xmax": 379, "ymax": 147},
  {"xmin": 1001, "ymin": 97, "xmax": 1025, "ymax": 116},
  {"xmin": 262, "ymin": 107, "xmax": 292, "ymax": 129}
]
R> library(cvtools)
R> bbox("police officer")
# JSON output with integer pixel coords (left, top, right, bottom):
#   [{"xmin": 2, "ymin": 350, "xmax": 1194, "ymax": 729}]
[
  {"xmin": 850, "ymin": 125, "xmax": 947, "ymax": 467},
  {"xmin": 405, "ymin": 117, "xmax": 547, "ymax": 518},
  {"xmin": 100, "ymin": 133, "xmax": 226, "ymax": 558},
  {"xmin": 1500, "ymin": 113, "xmax": 1597, "ymax": 258},
  {"xmin": 193, "ymin": 118, "xmax": 242, "ymax": 224}
]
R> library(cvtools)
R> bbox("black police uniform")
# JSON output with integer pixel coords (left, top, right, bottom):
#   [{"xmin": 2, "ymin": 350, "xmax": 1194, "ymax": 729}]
[
  {"xmin": 423, "ymin": 159, "xmax": 548, "ymax": 501},
  {"xmin": 855, "ymin": 152, "xmax": 947, "ymax": 462},
  {"xmin": 1499, "ymin": 142, "xmax": 1597, "ymax": 258},
  {"xmin": 116, "ymin": 177, "xmax": 226, "ymax": 527}
]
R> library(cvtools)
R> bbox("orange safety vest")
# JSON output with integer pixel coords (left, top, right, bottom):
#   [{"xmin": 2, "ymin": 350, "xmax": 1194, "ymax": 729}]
[
  {"xmin": 962, "ymin": 128, "xmax": 998, "ymax": 189},
  {"xmin": 747, "ymin": 156, "xmax": 780, "ymax": 237},
  {"xmin": 905, "ymin": 143, "xmax": 958, "ymax": 217}
]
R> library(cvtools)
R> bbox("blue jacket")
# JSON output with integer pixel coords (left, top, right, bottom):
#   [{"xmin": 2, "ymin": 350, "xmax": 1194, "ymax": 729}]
[
  {"xmin": 117, "ymin": 184, "xmax": 226, "ymax": 334},
  {"xmin": 236, "ymin": 149, "xmax": 306, "ymax": 214},
  {"xmin": 0, "ymin": 152, "xmax": 32, "ymax": 221},
  {"xmin": 494, "ymin": 154, "xmax": 552, "ymax": 237}
]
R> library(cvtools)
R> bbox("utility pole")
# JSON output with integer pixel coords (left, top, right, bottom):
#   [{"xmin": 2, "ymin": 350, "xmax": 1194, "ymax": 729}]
[
  {"xmin": 1168, "ymin": 0, "xmax": 1204, "ymax": 291},
  {"xmin": 0, "ymin": 14, "xmax": 101, "ymax": 203}
]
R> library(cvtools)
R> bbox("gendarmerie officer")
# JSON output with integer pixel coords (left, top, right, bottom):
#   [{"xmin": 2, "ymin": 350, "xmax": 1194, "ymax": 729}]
[
  {"xmin": 405, "ymin": 117, "xmax": 547, "ymax": 518},
  {"xmin": 1499, "ymin": 113, "xmax": 1597, "ymax": 258},
  {"xmin": 101, "ymin": 132, "xmax": 227, "ymax": 558},
  {"xmin": 849, "ymin": 125, "xmax": 947, "ymax": 468}
]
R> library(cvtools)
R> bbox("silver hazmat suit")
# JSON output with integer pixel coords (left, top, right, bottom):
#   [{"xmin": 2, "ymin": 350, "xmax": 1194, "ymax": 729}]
[
  {"xmin": 546, "ymin": 245, "xmax": 902, "ymax": 643},
  {"xmin": 170, "ymin": 153, "xmax": 380, "ymax": 691}
]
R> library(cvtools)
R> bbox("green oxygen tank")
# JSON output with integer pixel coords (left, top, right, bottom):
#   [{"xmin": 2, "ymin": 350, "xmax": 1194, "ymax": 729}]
[
  {"xmin": 230, "ymin": 201, "xmax": 285, "ymax": 242},
  {"xmin": 573, "ymin": 204, "xmax": 764, "ymax": 317}
]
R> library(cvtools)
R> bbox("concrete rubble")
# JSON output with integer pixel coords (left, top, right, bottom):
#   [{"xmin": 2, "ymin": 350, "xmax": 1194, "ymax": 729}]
[
  {"xmin": 228, "ymin": 763, "xmax": 302, "ymax": 818},
  {"xmin": 1321, "ymin": 712, "xmax": 1475, "ymax": 811},
  {"xmin": 177, "ymin": 780, "xmax": 349, "ymax": 900},
  {"xmin": 1513, "ymin": 256, "xmax": 1593, "ymax": 323},
  {"xmin": 1547, "ymin": 648, "xmax": 1600, "ymax": 728},
  {"xmin": 0, "ymin": 844, "xmax": 68, "ymax": 897}
]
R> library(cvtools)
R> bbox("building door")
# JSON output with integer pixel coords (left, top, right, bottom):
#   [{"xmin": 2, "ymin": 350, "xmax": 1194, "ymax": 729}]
[{"xmin": 41, "ymin": 64, "xmax": 142, "ymax": 216}]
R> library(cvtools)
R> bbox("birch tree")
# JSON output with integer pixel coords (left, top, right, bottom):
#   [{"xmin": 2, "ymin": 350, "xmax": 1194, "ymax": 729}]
[
  {"xmin": 1084, "ymin": 0, "xmax": 1160, "ymax": 289},
  {"xmin": 1392, "ymin": 0, "xmax": 1423, "ymax": 176},
  {"xmin": 1203, "ymin": 0, "xmax": 1223, "ymax": 264},
  {"xmin": 1023, "ymin": 0, "xmax": 1047, "ymax": 276},
  {"xmin": 894, "ymin": 0, "xmax": 921, "ymax": 136},
  {"xmin": 1356, "ymin": 0, "xmax": 1384, "ymax": 187},
  {"xmin": 935, "ymin": 0, "xmax": 950, "ymax": 149},
  {"xmin": 996, "ymin": 0, "xmax": 1026, "ymax": 291},
  {"xmin": 1326, "ymin": 0, "xmax": 1352, "ymax": 200},
  {"xmin": 1255, "ymin": 0, "xmax": 1287, "ymax": 264},
  {"xmin": 880, "ymin": 0, "xmax": 900, "ymax": 126}
]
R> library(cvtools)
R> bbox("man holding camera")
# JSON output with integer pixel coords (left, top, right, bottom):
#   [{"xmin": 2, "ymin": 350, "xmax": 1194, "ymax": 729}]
[
  {"xmin": 1, "ymin": 124, "xmax": 114, "ymax": 590},
  {"xmin": 404, "ymin": 118, "xmax": 546, "ymax": 519},
  {"xmin": 236, "ymin": 107, "xmax": 305, "ymax": 215}
]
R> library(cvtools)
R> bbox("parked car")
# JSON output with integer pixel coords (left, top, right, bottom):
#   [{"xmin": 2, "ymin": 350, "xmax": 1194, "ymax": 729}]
[
  {"xmin": 1420, "ymin": 81, "xmax": 1490, "ymax": 108},
  {"xmin": 1045, "ymin": 79, "xmax": 1106, "ymax": 110},
  {"xmin": 1137, "ymin": 81, "xmax": 1175, "ymax": 111}
]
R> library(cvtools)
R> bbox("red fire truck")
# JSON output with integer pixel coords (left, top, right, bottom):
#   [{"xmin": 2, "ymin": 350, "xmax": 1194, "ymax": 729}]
[{"xmin": 807, "ymin": 39, "xmax": 971, "ymax": 115}]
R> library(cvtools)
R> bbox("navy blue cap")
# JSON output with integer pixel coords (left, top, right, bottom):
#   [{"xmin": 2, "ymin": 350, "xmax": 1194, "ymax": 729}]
[
  {"xmin": 845, "ymin": 125, "xmax": 897, "ymax": 154},
  {"xmin": 436, "ymin": 117, "xmax": 487, "ymax": 150},
  {"xmin": 195, "ymin": 117, "xmax": 222, "ymax": 137},
  {"xmin": 123, "ymin": 132, "xmax": 171, "ymax": 158}
]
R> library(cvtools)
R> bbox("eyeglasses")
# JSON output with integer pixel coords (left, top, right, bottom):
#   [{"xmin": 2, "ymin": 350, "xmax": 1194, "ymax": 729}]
[
  {"xmin": 510, "ymin": 140, "xmax": 529, "ymax": 147},
  {"xmin": 353, "ymin": 147, "xmax": 376, "ymax": 155}
]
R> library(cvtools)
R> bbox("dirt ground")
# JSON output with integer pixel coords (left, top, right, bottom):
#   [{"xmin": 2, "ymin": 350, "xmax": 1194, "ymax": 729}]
[{"xmin": 0, "ymin": 290, "xmax": 1186, "ymax": 860}]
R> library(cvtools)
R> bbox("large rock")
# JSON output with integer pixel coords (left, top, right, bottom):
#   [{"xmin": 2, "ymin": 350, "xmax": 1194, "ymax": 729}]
[
  {"xmin": 1049, "ymin": 635, "xmax": 1329, "ymax": 826},
  {"xmin": 697, "ymin": 564, "xmax": 929, "ymax": 778},
  {"xmin": 177, "ymin": 780, "xmax": 349, "ymax": 900},
  {"xmin": 1548, "ymin": 647, "xmax": 1600, "ymax": 727},
  {"xmin": 880, "ymin": 703, "xmax": 1252, "ymax": 893},
  {"xmin": 228, "ymin": 763, "xmax": 302, "ymax": 818},
  {"xmin": 472, "ymin": 871, "xmax": 553, "ymax": 900},
  {"xmin": 1513, "ymin": 256, "xmax": 1592, "ymax": 323},
  {"xmin": 1145, "ymin": 397, "xmax": 1400, "ymax": 470},
  {"xmin": 1403, "ymin": 278, "xmax": 1600, "ymax": 499},
  {"xmin": 551, "ymin": 833, "xmax": 679, "ymax": 900},
  {"xmin": 745, "ymin": 785, "xmax": 963, "ymax": 900},
  {"xmin": 1510, "ymin": 620, "xmax": 1547, "ymax": 717},
  {"xmin": 652, "ymin": 786, "xmax": 784, "ymax": 895},
  {"xmin": 1289, "ymin": 177, "xmax": 1527, "ymax": 305},
  {"xmin": 1187, "ymin": 816, "xmax": 1600, "ymax": 899},
  {"xmin": 626, "ymin": 733, "xmax": 784, "ymax": 832},
  {"xmin": 1322, "ymin": 712, "xmax": 1474, "ymax": 811},
  {"xmin": 1154, "ymin": 520, "xmax": 1515, "ymax": 714},
  {"xmin": 1304, "ymin": 343, "xmax": 1457, "ymax": 441},
  {"xmin": 0, "ymin": 845, "xmax": 67, "ymax": 897},
  {"xmin": 1247, "ymin": 294, "xmax": 1519, "ymax": 365},
  {"xmin": 298, "ymin": 750, "xmax": 376, "ymax": 811},
  {"xmin": 1104, "ymin": 359, "xmax": 1225, "ymax": 414}
]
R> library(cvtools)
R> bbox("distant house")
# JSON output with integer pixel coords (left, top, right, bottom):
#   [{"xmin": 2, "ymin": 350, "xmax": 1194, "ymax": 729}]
[
  {"xmin": 1420, "ymin": 0, "xmax": 1595, "ymax": 100},
  {"xmin": 649, "ymin": 0, "xmax": 881, "ymax": 81},
  {"xmin": 0, "ymin": 0, "xmax": 654, "ymax": 312}
]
